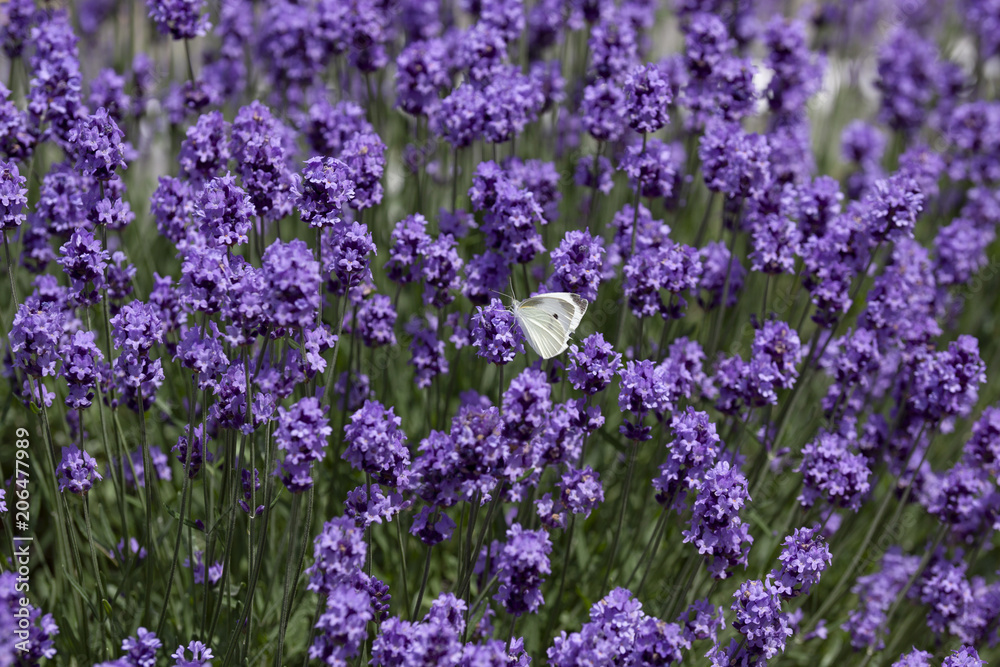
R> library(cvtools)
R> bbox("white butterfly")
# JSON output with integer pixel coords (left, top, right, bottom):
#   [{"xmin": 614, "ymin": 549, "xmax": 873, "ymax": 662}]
[{"xmin": 512, "ymin": 292, "xmax": 589, "ymax": 359}]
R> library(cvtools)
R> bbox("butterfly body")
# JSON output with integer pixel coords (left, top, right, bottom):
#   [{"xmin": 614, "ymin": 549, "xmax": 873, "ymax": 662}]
[{"xmin": 512, "ymin": 292, "xmax": 589, "ymax": 359}]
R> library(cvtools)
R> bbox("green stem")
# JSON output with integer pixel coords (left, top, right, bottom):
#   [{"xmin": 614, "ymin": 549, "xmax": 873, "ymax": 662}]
[
  {"xmin": 602, "ymin": 441, "xmax": 638, "ymax": 592},
  {"xmin": 412, "ymin": 542, "xmax": 434, "ymax": 619},
  {"xmin": 83, "ymin": 495, "xmax": 109, "ymax": 658},
  {"xmin": 155, "ymin": 373, "xmax": 199, "ymax": 637},
  {"xmin": 274, "ymin": 492, "xmax": 303, "ymax": 666}
]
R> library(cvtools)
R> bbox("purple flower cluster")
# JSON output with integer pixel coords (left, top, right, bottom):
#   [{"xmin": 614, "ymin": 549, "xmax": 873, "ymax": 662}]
[
  {"xmin": 682, "ymin": 461, "xmax": 753, "ymax": 579},
  {"xmin": 797, "ymin": 430, "xmax": 871, "ymax": 511},
  {"xmin": 770, "ymin": 526, "xmax": 832, "ymax": 598},
  {"xmin": 548, "ymin": 588, "xmax": 690, "ymax": 665},
  {"xmin": 471, "ymin": 298, "xmax": 524, "ymax": 365},
  {"xmin": 110, "ymin": 300, "xmax": 165, "ymax": 410},
  {"xmin": 493, "ymin": 523, "xmax": 552, "ymax": 616},
  {"xmin": 343, "ymin": 400, "xmax": 410, "ymax": 489},
  {"xmin": 729, "ymin": 578, "xmax": 792, "ymax": 663},
  {"xmin": 56, "ymin": 445, "xmax": 102, "ymax": 494},
  {"xmin": 276, "ymin": 396, "xmax": 332, "ymax": 492},
  {"xmin": 653, "ymin": 408, "xmax": 721, "ymax": 508}
]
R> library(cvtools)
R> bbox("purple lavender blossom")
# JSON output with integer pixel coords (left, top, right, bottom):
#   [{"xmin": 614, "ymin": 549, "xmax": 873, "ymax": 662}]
[
  {"xmin": 57, "ymin": 229, "xmax": 108, "ymax": 306},
  {"xmin": 588, "ymin": 14, "xmax": 637, "ymax": 80},
  {"xmin": 862, "ymin": 173, "xmax": 924, "ymax": 241},
  {"xmin": 547, "ymin": 587, "xmax": 686, "ymax": 665},
  {"xmin": 345, "ymin": 484, "xmax": 408, "ymax": 529},
  {"xmin": 171, "ymin": 641, "xmax": 213, "ymax": 667},
  {"xmin": 618, "ymin": 360, "xmax": 667, "ymax": 441},
  {"xmin": 0, "ymin": 571, "xmax": 59, "ymax": 661},
  {"xmin": 122, "ymin": 446, "xmax": 172, "ymax": 489},
  {"xmin": 763, "ymin": 17, "xmax": 824, "ymax": 119},
  {"xmin": 567, "ymin": 333, "xmax": 622, "ymax": 395},
  {"xmin": 310, "ymin": 583, "xmax": 372, "ymax": 665},
  {"xmin": 934, "ymin": 217, "xmax": 994, "ymax": 286},
  {"xmin": 110, "ymin": 299, "xmax": 164, "ymax": 393},
  {"xmin": 420, "ymin": 233, "xmax": 463, "ymax": 307},
  {"xmin": 10, "ymin": 296, "xmax": 63, "ymax": 378},
  {"xmin": 494, "ymin": 523, "xmax": 552, "ymax": 616},
  {"xmin": 860, "ymin": 238, "xmax": 941, "ymax": 349},
  {"xmin": 184, "ymin": 550, "xmax": 222, "ymax": 586},
  {"xmin": 56, "ymin": 445, "xmax": 102, "ymax": 494},
  {"xmin": 653, "ymin": 408, "xmax": 721, "ymax": 507},
  {"xmin": 1, "ymin": 0, "xmax": 35, "ymax": 58},
  {"xmin": 893, "ymin": 648, "xmax": 934, "ymax": 667},
  {"xmin": 964, "ymin": 406, "xmax": 1000, "ymax": 476},
  {"xmin": 69, "ymin": 108, "xmax": 126, "ymax": 182},
  {"xmin": 300, "ymin": 157, "xmax": 355, "ymax": 228},
  {"xmin": 503, "ymin": 367, "xmax": 552, "ymax": 445},
  {"xmin": 409, "ymin": 505, "xmax": 457, "ymax": 545},
  {"xmin": 747, "ymin": 198, "xmax": 802, "ymax": 275},
  {"xmin": 560, "ymin": 466, "xmax": 604, "ymax": 518},
  {"xmin": 624, "ymin": 62, "xmax": 672, "ymax": 133},
  {"xmin": 682, "ymin": 460, "xmax": 753, "ymax": 579},
  {"xmin": 61, "ymin": 330, "xmax": 105, "ymax": 409},
  {"xmin": 386, "ymin": 214, "xmax": 430, "ymax": 284},
  {"xmin": 619, "ymin": 138, "xmax": 681, "ymax": 200},
  {"xmin": 700, "ymin": 118, "xmax": 772, "ymax": 201},
  {"xmin": 356, "ymin": 294, "xmax": 397, "ymax": 347},
  {"xmin": 262, "ymin": 238, "xmax": 320, "ymax": 330},
  {"xmin": 547, "ymin": 230, "xmax": 605, "ymax": 301},
  {"xmin": 908, "ymin": 335, "xmax": 986, "ymax": 422},
  {"xmin": 0, "ymin": 160, "xmax": 27, "ymax": 231},
  {"xmin": 944, "ymin": 102, "xmax": 1000, "ymax": 185},
  {"xmin": 480, "ymin": 67, "xmax": 545, "ymax": 145},
  {"xmin": 395, "ymin": 38, "xmax": 451, "ymax": 117},
  {"xmin": 683, "ymin": 12, "xmax": 733, "ymax": 80},
  {"xmin": 306, "ymin": 515, "xmax": 366, "ymax": 596},
  {"xmin": 506, "ymin": 157, "xmax": 561, "ymax": 223},
  {"xmin": 730, "ymin": 578, "xmax": 792, "ymax": 662},
  {"xmin": 173, "ymin": 424, "xmax": 209, "ymax": 478},
  {"xmin": 146, "ymin": 0, "xmax": 210, "ymax": 39},
  {"xmin": 431, "ymin": 83, "xmax": 486, "ymax": 149},
  {"xmin": 150, "ymin": 176, "xmax": 192, "ymax": 245},
  {"xmin": 924, "ymin": 464, "xmax": 994, "ymax": 538},
  {"xmin": 471, "ymin": 298, "xmax": 525, "ymax": 365},
  {"xmin": 175, "ymin": 323, "xmax": 229, "ymax": 390},
  {"xmin": 341, "ymin": 129, "xmax": 386, "ymax": 210},
  {"xmin": 195, "ymin": 174, "xmax": 254, "ymax": 247},
  {"xmin": 876, "ymin": 28, "xmax": 939, "ymax": 133},
  {"xmin": 178, "ymin": 111, "xmax": 231, "ymax": 183},
  {"xmin": 26, "ymin": 13, "xmax": 84, "ymax": 148},
  {"xmin": 122, "ymin": 627, "xmax": 162, "ymax": 667},
  {"xmin": 771, "ymin": 526, "xmax": 831, "ymax": 598},
  {"xmin": 943, "ymin": 647, "xmax": 985, "ymax": 667},
  {"xmin": 406, "ymin": 315, "xmax": 448, "ymax": 389},
  {"xmin": 343, "ymin": 400, "xmax": 410, "ymax": 489},
  {"xmin": 229, "ymin": 101, "xmax": 298, "ymax": 221},
  {"xmin": 623, "ymin": 241, "xmax": 702, "ymax": 319},
  {"xmin": 479, "ymin": 179, "xmax": 545, "ymax": 265},
  {"xmin": 797, "ymin": 430, "xmax": 871, "ymax": 511},
  {"xmin": 575, "ymin": 155, "xmax": 615, "ymax": 196},
  {"xmin": 841, "ymin": 120, "xmax": 886, "ymax": 198},
  {"xmin": 276, "ymin": 397, "xmax": 332, "ymax": 492},
  {"xmin": 581, "ymin": 79, "xmax": 627, "ymax": 143},
  {"xmin": 324, "ymin": 220, "xmax": 376, "ymax": 296}
]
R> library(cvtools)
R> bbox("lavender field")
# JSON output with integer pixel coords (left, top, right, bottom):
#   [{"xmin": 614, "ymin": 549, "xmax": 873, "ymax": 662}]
[{"xmin": 2, "ymin": 0, "xmax": 1000, "ymax": 664}]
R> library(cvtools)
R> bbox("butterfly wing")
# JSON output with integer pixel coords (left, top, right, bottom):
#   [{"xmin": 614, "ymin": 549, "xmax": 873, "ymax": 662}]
[{"xmin": 514, "ymin": 293, "xmax": 589, "ymax": 359}]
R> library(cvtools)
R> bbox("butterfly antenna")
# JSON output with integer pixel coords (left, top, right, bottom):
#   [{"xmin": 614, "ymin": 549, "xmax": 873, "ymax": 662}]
[
  {"xmin": 508, "ymin": 276, "xmax": 517, "ymax": 301},
  {"xmin": 487, "ymin": 287, "xmax": 511, "ymax": 304}
]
